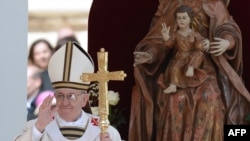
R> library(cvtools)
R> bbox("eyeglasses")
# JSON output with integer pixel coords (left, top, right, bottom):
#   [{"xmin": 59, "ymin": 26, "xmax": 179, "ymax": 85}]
[{"xmin": 55, "ymin": 92, "xmax": 84, "ymax": 102}]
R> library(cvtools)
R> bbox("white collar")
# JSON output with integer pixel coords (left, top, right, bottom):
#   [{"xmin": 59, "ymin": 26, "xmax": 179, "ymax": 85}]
[{"xmin": 55, "ymin": 111, "xmax": 88, "ymax": 129}]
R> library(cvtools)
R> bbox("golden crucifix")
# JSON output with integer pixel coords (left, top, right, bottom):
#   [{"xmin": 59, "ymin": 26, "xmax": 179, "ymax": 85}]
[{"xmin": 80, "ymin": 48, "xmax": 127, "ymax": 133}]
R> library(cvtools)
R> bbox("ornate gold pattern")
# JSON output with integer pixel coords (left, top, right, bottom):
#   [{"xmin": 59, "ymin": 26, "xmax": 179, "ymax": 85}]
[{"xmin": 80, "ymin": 48, "xmax": 127, "ymax": 133}]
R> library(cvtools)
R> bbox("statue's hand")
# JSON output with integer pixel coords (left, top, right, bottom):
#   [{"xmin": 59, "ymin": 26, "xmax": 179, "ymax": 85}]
[
  {"xmin": 100, "ymin": 132, "xmax": 112, "ymax": 141},
  {"xmin": 203, "ymin": 39, "xmax": 210, "ymax": 52},
  {"xmin": 133, "ymin": 51, "xmax": 152, "ymax": 67},
  {"xmin": 209, "ymin": 37, "xmax": 230, "ymax": 56},
  {"xmin": 161, "ymin": 22, "xmax": 170, "ymax": 41}
]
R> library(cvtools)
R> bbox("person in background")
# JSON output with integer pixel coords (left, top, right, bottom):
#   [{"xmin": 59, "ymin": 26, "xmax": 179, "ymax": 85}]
[
  {"xmin": 15, "ymin": 41, "xmax": 121, "ymax": 141},
  {"xmin": 27, "ymin": 64, "xmax": 42, "ymax": 121},
  {"xmin": 54, "ymin": 27, "xmax": 80, "ymax": 51},
  {"xmin": 28, "ymin": 39, "xmax": 54, "ymax": 71},
  {"xmin": 28, "ymin": 39, "xmax": 54, "ymax": 92}
]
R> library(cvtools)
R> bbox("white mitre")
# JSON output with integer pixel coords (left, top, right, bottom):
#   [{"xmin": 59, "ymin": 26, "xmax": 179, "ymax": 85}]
[{"xmin": 48, "ymin": 41, "xmax": 94, "ymax": 90}]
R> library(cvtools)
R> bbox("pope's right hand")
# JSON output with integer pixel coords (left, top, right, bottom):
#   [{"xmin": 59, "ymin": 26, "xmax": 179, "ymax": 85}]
[
  {"xmin": 133, "ymin": 51, "xmax": 152, "ymax": 67},
  {"xmin": 35, "ymin": 95, "xmax": 56, "ymax": 133}
]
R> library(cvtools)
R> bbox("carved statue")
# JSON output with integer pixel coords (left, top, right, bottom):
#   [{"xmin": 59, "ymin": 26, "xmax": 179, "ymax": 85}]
[
  {"xmin": 129, "ymin": 0, "xmax": 250, "ymax": 141},
  {"xmin": 157, "ymin": 5, "xmax": 210, "ymax": 94}
]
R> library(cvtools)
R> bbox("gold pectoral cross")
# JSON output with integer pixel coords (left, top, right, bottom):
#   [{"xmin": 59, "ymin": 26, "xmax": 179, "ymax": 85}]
[{"xmin": 80, "ymin": 48, "xmax": 127, "ymax": 133}]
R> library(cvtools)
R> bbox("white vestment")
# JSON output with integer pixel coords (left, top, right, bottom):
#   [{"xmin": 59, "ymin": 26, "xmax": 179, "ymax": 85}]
[{"xmin": 14, "ymin": 111, "xmax": 121, "ymax": 141}]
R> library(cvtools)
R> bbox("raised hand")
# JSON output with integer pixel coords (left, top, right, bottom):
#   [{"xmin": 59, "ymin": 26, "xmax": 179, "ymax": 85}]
[
  {"xmin": 161, "ymin": 22, "xmax": 171, "ymax": 41},
  {"xmin": 35, "ymin": 95, "xmax": 56, "ymax": 132},
  {"xmin": 133, "ymin": 51, "xmax": 152, "ymax": 67},
  {"xmin": 100, "ymin": 132, "xmax": 112, "ymax": 141},
  {"xmin": 209, "ymin": 37, "xmax": 230, "ymax": 56}
]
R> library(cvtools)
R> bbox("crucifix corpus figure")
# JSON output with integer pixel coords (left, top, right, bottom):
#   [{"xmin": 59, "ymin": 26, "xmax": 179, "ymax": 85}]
[{"xmin": 80, "ymin": 48, "xmax": 127, "ymax": 133}]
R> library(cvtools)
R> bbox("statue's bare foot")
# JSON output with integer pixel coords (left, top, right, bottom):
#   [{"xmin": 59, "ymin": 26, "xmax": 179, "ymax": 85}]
[
  {"xmin": 163, "ymin": 84, "xmax": 177, "ymax": 94},
  {"xmin": 186, "ymin": 66, "xmax": 194, "ymax": 77}
]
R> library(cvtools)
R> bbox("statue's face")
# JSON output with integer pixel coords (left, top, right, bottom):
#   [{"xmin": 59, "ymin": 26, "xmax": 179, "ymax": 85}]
[{"xmin": 176, "ymin": 12, "xmax": 191, "ymax": 30}]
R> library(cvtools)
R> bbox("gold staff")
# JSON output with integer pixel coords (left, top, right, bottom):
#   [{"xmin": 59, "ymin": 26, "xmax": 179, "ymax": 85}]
[{"xmin": 80, "ymin": 48, "xmax": 127, "ymax": 133}]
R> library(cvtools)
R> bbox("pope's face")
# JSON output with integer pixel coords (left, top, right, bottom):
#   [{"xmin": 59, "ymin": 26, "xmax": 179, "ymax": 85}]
[
  {"xmin": 54, "ymin": 88, "xmax": 89, "ymax": 122},
  {"xmin": 176, "ymin": 12, "xmax": 191, "ymax": 30}
]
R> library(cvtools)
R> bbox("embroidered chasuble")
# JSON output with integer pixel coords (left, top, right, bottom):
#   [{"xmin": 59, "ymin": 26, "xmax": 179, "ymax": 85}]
[
  {"xmin": 46, "ymin": 112, "xmax": 101, "ymax": 140},
  {"xmin": 55, "ymin": 112, "xmax": 89, "ymax": 140},
  {"xmin": 14, "ymin": 110, "xmax": 122, "ymax": 141}
]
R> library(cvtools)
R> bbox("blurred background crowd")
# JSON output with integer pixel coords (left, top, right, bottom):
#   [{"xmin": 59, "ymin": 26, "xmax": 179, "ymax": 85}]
[{"xmin": 26, "ymin": 0, "xmax": 92, "ymax": 121}]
